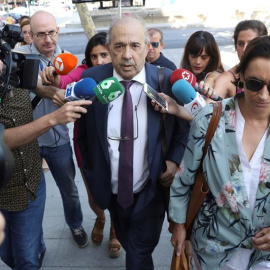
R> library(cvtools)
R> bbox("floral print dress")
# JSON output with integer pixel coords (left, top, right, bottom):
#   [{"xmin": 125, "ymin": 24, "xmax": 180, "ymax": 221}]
[{"xmin": 169, "ymin": 93, "xmax": 270, "ymax": 270}]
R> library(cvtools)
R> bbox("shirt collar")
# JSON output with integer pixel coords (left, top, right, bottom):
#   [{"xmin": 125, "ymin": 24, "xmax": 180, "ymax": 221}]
[
  {"xmin": 113, "ymin": 66, "xmax": 146, "ymax": 85},
  {"xmin": 29, "ymin": 42, "xmax": 63, "ymax": 60}
]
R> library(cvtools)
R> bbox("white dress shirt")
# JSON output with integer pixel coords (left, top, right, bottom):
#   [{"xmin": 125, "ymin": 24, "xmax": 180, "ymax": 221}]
[
  {"xmin": 221, "ymin": 100, "xmax": 270, "ymax": 270},
  {"xmin": 107, "ymin": 67, "xmax": 149, "ymax": 194}
]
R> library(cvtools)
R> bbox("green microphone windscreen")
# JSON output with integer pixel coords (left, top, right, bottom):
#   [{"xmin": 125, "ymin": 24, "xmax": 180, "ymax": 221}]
[{"xmin": 94, "ymin": 77, "xmax": 124, "ymax": 104}]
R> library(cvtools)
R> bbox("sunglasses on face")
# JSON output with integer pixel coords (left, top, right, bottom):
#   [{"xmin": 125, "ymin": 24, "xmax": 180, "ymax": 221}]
[
  {"xmin": 244, "ymin": 77, "xmax": 270, "ymax": 92},
  {"xmin": 150, "ymin": 42, "xmax": 160, "ymax": 48}
]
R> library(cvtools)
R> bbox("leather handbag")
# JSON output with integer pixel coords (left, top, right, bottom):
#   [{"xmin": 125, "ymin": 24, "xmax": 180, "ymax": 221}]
[{"xmin": 170, "ymin": 101, "xmax": 222, "ymax": 270}]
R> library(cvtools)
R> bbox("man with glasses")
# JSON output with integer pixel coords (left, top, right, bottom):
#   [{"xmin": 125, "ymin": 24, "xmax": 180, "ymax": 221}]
[
  {"xmin": 146, "ymin": 28, "xmax": 177, "ymax": 71},
  {"xmin": 77, "ymin": 16, "xmax": 190, "ymax": 270},
  {"xmin": 17, "ymin": 10, "xmax": 88, "ymax": 257}
]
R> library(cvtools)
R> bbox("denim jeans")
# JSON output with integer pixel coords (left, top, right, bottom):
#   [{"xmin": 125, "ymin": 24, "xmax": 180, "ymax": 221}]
[
  {"xmin": 0, "ymin": 174, "xmax": 46, "ymax": 270},
  {"xmin": 40, "ymin": 142, "xmax": 83, "ymax": 229}
]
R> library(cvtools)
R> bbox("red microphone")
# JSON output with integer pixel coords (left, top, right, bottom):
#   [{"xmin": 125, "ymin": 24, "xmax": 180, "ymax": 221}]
[
  {"xmin": 53, "ymin": 53, "xmax": 78, "ymax": 75},
  {"xmin": 170, "ymin": 68, "xmax": 222, "ymax": 101},
  {"xmin": 170, "ymin": 68, "xmax": 197, "ymax": 87}
]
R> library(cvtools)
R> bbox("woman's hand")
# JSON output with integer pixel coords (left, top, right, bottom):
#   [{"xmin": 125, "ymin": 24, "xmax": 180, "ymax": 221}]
[
  {"xmin": 253, "ymin": 227, "xmax": 270, "ymax": 251},
  {"xmin": 151, "ymin": 92, "xmax": 193, "ymax": 121},
  {"xmin": 198, "ymin": 81, "xmax": 216, "ymax": 100},
  {"xmin": 171, "ymin": 223, "xmax": 186, "ymax": 256}
]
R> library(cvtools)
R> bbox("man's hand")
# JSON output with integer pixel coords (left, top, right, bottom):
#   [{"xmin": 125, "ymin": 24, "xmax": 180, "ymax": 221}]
[
  {"xmin": 0, "ymin": 60, "xmax": 3, "ymax": 74},
  {"xmin": 171, "ymin": 223, "xmax": 186, "ymax": 256},
  {"xmin": 159, "ymin": 160, "xmax": 178, "ymax": 187},
  {"xmin": 253, "ymin": 227, "xmax": 270, "ymax": 251},
  {"xmin": 0, "ymin": 212, "xmax": 5, "ymax": 245},
  {"xmin": 53, "ymin": 89, "xmax": 66, "ymax": 107},
  {"xmin": 49, "ymin": 100, "xmax": 92, "ymax": 126},
  {"xmin": 41, "ymin": 66, "xmax": 60, "ymax": 86}
]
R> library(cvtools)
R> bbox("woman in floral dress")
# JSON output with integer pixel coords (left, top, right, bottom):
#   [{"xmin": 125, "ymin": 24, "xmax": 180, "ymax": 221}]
[{"xmin": 170, "ymin": 35, "xmax": 270, "ymax": 270}]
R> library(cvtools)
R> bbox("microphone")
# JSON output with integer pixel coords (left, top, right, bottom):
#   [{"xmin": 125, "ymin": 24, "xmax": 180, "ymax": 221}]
[
  {"xmin": 65, "ymin": 78, "xmax": 97, "ymax": 101},
  {"xmin": 65, "ymin": 77, "xmax": 125, "ymax": 104},
  {"xmin": 170, "ymin": 68, "xmax": 222, "ymax": 101},
  {"xmin": 53, "ymin": 53, "xmax": 78, "ymax": 75},
  {"xmin": 172, "ymin": 79, "xmax": 206, "ymax": 116}
]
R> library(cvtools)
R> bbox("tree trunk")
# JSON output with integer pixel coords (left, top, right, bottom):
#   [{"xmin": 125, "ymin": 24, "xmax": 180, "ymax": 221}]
[{"xmin": 76, "ymin": 3, "xmax": 97, "ymax": 40}]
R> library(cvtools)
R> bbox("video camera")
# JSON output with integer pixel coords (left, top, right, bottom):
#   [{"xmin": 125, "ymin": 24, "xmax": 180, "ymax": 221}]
[{"xmin": 0, "ymin": 24, "xmax": 39, "ymax": 103}]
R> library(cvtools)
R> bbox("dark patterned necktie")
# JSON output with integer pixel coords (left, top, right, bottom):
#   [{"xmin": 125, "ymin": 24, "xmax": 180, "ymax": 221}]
[{"xmin": 118, "ymin": 80, "xmax": 134, "ymax": 209}]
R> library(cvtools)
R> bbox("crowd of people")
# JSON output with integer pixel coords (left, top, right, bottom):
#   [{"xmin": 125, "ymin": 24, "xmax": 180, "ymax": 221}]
[{"xmin": 0, "ymin": 9, "xmax": 270, "ymax": 270}]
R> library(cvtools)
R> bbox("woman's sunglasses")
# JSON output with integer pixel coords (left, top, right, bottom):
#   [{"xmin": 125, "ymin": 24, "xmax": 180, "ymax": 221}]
[{"xmin": 244, "ymin": 77, "xmax": 270, "ymax": 92}]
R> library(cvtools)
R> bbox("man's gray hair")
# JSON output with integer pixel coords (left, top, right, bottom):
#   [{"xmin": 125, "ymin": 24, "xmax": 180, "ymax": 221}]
[{"xmin": 106, "ymin": 14, "xmax": 149, "ymax": 45}]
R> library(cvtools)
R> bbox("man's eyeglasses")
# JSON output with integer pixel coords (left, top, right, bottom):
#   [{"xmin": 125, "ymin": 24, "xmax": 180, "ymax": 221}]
[
  {"xmin": 244, "ymin": 75, "xmax": 270, "ymax": 93},
  {"xmin": 150, "ymin": 42, "xmax": 160, "ymax": 48},
  {"xmin": 107, "ymin": 105, "xmax": 139, "ymax": 141},
  {"xmin": 31, "ymin": 30, "xmax": 58, "ymax": 39}
]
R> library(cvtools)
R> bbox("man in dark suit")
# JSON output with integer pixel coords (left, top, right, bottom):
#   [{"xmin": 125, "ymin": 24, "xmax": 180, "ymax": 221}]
[{"xmin": 77, "ymin": 16, "xmax": 189, "ymax": 270}]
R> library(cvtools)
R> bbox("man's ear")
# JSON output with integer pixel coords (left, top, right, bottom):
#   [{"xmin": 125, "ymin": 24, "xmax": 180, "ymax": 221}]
[
  {"xmin": 57, "ymin": 26, "xmax": 60, "ymax": 34},
  {"xmin": 160, "ymin": 42, "xmax": 165, "ymax": 50},
  {"xmin": 146, "ymin": 42, "xmax": 151, "ymax": 53},
  {"xmin": 106, "ymin": 43, "xmax": 111, "ymax": 55}
]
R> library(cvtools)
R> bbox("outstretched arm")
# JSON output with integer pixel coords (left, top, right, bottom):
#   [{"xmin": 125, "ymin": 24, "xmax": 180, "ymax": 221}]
[
  {"xmin": 4, "ymin": 100, "xmax": 92, "ymax": 149},
  {"xmin": 151, "ymin": 92, "xmax": 193, "ymax": 121}
]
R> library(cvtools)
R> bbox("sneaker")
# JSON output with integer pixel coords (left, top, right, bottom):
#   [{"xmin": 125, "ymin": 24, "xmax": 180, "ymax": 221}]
[
  {"xmin": 70, "ymin": 226, "xmax": 89, "ymax": 248},
  {"xmin": 39, "ymin": 249, "xmax": 46, "ymax": 270}
]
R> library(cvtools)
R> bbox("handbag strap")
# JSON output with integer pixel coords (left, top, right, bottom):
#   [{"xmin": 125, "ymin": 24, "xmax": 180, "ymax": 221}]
[
  {"xmin": 199, "ymin": 101, "xmax": 222, "ymax": 192},
  {"xmin": 202, "ymin": 101, "xmax": 222, "ymax": 161},
  {"xmin": 185, "ymin": 101, "xmax": 222, "ymax": 236}
]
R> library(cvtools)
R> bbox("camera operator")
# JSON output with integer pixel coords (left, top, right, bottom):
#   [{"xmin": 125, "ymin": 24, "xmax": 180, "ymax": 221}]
[{"xmin": 0, "ymin": 59, "xmax": 91, "ymax": 270}]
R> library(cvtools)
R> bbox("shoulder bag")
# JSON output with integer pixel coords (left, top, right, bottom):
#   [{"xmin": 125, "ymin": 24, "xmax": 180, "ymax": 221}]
[{"xmin": 170, "ymin": 101, "xmax": 222, "ymax": 270}]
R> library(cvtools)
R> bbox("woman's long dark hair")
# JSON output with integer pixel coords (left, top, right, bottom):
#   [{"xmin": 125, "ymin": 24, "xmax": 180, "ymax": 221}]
[
  {"xmin": 82, "ymin": 32, "xmax": 107, "ymax": 67},
  {"xmin": 181, "ymin": 30, "xmax": 224, "ymax": 82}
]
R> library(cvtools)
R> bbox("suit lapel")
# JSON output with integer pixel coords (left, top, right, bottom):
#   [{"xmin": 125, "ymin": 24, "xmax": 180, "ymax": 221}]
[
  {"xmin": 145, "ymin": 64, "xmax": 162, "ymax": 166},
  {"xmin": 94, "ymin": 103, "xmax": 110, "ymax": 163}
]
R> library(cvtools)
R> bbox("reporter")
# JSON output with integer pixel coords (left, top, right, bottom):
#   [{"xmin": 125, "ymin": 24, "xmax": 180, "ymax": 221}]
[
  {"xmin": 180, "ymin": 30, "xmax": 224, "ymax": 96},
  {"xmin": 14, "ymin": 20, "xmax": 32, "ymax": 48},
  {"xmin": 17, "ymin": 10, "xmax": 89, "ymax": 251},
  {"xmin": 211, "ymin": 20, "xmax": 268, "ymax": 98},
  {"xmin": 0, "ymin": 84, "xmax": 90, "ymax": 269}
]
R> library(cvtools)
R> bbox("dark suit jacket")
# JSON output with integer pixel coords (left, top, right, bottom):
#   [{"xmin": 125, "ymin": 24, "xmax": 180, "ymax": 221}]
[{"xmin": 77, "ymin": 62, "xmax": 190, "ymax": 210}]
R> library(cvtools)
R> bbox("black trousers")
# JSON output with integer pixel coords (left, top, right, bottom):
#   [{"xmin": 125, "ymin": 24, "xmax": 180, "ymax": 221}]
[{"xmin": 109, "ymin": 184, "xmax": 165, "ymax": 270}]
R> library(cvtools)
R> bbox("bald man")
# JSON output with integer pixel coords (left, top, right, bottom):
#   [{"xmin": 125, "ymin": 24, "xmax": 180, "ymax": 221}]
[{"xmin": 17, "ymin": 10, "xmax": 88, "ymax": 259}]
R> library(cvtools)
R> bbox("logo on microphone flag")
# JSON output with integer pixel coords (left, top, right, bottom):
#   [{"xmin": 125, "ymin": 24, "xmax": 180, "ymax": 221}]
[
  {"xmin": 94, "ymin": 77, "xmax": 124, "ymax": 104},
  {"xmin": 54, "ymin": 57, "xmax": 64, "ymax": 72}
]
